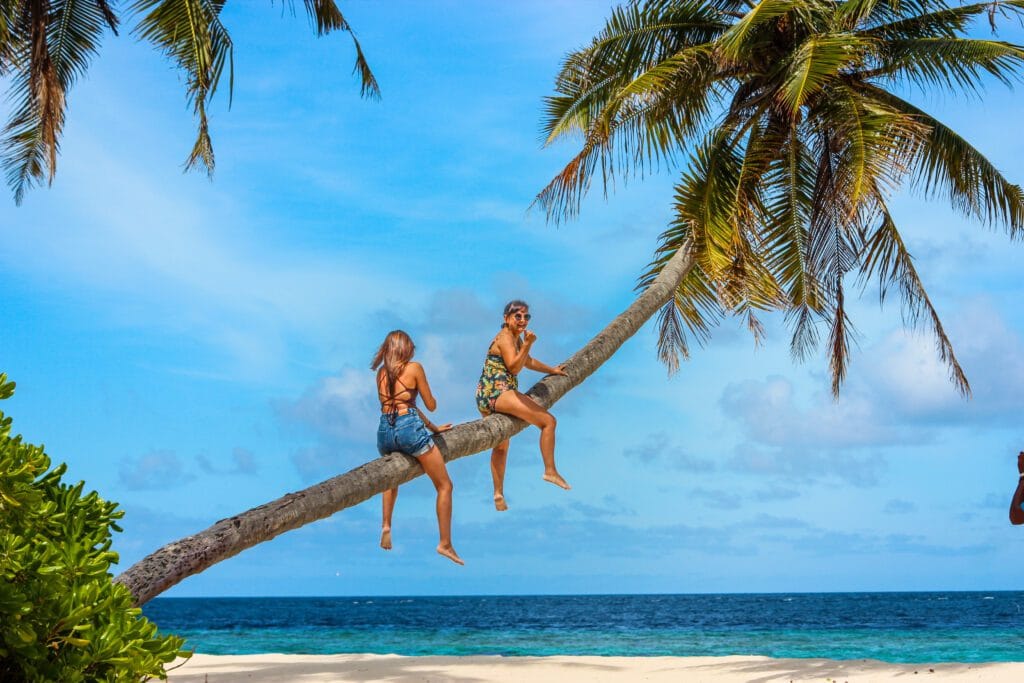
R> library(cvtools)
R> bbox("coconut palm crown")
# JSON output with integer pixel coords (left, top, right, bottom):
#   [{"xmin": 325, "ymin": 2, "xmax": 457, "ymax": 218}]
[
  {"xmin": 0, "ymin": 0, "xmax": 379, "ymax": 204},
  {"xmin": 538, "ymin": 0, "xmax": 1024, "ymax": 395}
]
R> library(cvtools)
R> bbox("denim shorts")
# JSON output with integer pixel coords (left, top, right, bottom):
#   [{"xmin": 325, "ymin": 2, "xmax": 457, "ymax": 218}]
[{"xmin": 377, "ymin": 408, "xmax": 434, "ymax": 458}]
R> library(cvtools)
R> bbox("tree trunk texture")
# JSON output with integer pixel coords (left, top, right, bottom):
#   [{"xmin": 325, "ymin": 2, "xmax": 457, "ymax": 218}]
[{"xmin": 115, "ymin": 244, "xmax": 696, "ymax": 605}]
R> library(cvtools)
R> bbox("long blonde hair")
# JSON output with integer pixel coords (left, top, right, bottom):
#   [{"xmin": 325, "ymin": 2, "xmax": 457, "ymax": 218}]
[{"xmin": 371, "ymin": 330, "xmax": 416, "ymax": 401}]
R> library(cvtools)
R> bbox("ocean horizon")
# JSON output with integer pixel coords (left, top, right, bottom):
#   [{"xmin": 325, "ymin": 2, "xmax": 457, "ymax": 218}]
[{"xmin": 143, "ymin": 591, "xmax": 1024, "ymax": 663}]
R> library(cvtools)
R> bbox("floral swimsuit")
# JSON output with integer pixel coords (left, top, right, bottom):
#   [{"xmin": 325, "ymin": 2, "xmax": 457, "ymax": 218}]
[{"xmin": 476, "ymin": 345, "xmax": 518, "ymax": 415}]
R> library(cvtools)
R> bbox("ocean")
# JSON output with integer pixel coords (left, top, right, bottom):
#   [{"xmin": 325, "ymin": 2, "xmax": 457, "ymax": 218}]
[{"xmin": 142, "ymin": 592, "xmax": 1024, "ymax": 663}]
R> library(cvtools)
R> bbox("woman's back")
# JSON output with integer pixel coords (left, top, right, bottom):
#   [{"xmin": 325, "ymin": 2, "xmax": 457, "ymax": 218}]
[{"xmin": 377, "ymin": 362, "xmax": 420, "ymax": 413}]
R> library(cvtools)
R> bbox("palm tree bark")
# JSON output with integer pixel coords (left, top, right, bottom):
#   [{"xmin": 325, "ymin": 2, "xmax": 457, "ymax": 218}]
[{"xmin": 115, "ymin": 243, "xmax": 696, "ymax": 605}]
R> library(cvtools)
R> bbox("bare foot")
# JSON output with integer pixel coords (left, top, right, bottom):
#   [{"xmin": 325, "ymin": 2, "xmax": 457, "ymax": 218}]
[
  {"xmin": 543, "ymin": 472, "xmax": 571, "ymax": 490},
  {"xmin": 494, "ymin": 494, "xmax": 508, "ymax": 512},
  {"xmin": 437, "ymin": 544, "xmax": 464, "ymax": 566},
  {"xmin": 380, "ymin": 527, "xmax": 392, "ymax": 551}
]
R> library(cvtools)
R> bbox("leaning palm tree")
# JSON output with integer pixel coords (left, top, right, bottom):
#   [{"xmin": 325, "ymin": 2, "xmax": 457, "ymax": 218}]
[
  {"xmin": 1, "ymin": 0, "xmax": 378, "ymax": 204},
  {"xmin": 536, "ymin": 0, "xmax": 1024, "ymax": 395},
  {"xmin": 115, "ymin": 244, "xmax": 697, "ymax": 605}
]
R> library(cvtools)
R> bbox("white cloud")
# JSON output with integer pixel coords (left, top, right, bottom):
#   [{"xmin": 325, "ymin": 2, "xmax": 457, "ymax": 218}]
[
  {"xmin": 719, "ymin": 376, "xmax": 901, "ymax": 450},
  {"xmin": 863, "ymin": 297, "xmax": 1024, "ymax": 423},
  {"xmin": 275, "ymin": 368, "xmax": 379, "ymax": 442}
]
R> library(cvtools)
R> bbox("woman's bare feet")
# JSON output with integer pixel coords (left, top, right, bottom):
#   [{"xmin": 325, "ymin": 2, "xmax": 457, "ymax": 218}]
[
  {"xmin": 437, "ymin": 544, "xmax": 464, "ymax": 565},
  {"xmin": 493, "ymin": 493, "xmax": 508, "ymax": 512},
  {"xmin": 380, "ymin": 527, "xmax": 392, "ymax": 550},
  {"xmin": 543, "ymin": 472, "xmax": 571, "ymax": 490}
]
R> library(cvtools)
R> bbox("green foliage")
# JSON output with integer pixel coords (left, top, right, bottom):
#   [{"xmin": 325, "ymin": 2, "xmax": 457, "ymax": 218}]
[
  {"xmin": 539, "ymin": 0, "xmax": 1024, "ymax": 396},
  {"xmin": 0, "ymin": 373, "xmax": 187, "ymax": 682}
]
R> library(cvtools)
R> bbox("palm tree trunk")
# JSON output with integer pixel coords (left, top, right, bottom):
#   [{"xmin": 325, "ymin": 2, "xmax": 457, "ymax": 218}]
[{"xmin": 115, "ymin": 243, "xmax": 696, "ymax": 605}]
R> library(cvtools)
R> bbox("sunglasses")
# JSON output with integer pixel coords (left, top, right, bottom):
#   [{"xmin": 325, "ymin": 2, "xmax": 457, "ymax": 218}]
[{"xmin": 512, "ymin": 312, "xmax": 532, "ymax": 322}]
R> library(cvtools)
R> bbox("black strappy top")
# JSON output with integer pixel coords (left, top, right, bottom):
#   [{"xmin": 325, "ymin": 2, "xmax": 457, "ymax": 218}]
[{"xmin": 377, "ymin": 366, "xmax": 417, "ymax": 423}]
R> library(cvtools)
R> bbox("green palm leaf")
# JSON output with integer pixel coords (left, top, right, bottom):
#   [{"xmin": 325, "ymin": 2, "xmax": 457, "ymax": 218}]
[
  {"xmin": 131, "ymin": 0, "xmax": 232, "ymax": 174},
  {"xmin": 3, "ymin": 0, "xmax": 116, "ymax": 203},
  {"xmin": 779, "ymin": 34, "xmax": 872, "ymax": 112},
  {"xmin": 860, "ymin": 83, "xmax": 1024, "ymax": 232},
  {"xmin": 867, "ymin": 37, "xmax": 1024, "ymax": 94},
  {"xmin": 718, "ymin": 0, "xmax": 797, "ymax": 61},
  {"xmin": 861, "ymin": 0, "xmax": 1024, "ymax": 40}
]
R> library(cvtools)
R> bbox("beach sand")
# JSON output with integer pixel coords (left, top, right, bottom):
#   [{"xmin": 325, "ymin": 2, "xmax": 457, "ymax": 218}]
[{"xmin": 166, "ymin": 653, "xmax": 1024, "ymax": 682}]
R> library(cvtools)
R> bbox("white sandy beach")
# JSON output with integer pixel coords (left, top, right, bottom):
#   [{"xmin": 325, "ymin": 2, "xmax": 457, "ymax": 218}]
[{"xmin": 166, "ymin": 653, "xmax": 1024, "ymax": 682}]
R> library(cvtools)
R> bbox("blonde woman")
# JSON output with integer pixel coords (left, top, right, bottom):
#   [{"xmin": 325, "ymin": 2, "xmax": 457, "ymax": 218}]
[
  {"xmin": 476, "ymin": 300, "xmax": 569, "ymax": 512},
  {"xmin": 372, "ymin": 330, "xmax": 463, "ymax": 565}
]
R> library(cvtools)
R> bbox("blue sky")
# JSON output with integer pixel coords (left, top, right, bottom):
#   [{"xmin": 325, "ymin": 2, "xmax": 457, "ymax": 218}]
[{"xmin": 2, "ymin": 1, "xmax": 1023, "ymax": 597}]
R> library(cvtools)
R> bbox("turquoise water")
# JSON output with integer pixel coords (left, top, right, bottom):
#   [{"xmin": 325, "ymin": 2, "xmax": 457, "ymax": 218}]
[{"xmin": 142, "ymin": 592, "xmax": 1024, "ymax": 662}]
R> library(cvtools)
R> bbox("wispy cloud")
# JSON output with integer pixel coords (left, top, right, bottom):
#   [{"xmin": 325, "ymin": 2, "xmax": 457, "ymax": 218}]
[
  {"xmin": 883, "ymin": 499, "xmax": 917, "ymax": 515},
  {"xmin": 119, "ymin": 450, "xmax": 196, "ymax": 490},
  {"xmin": 624, "ymin": 432, "xmax": 716, "ymax": 472},
  {"xmin": 197, "ymin": 448, "xmax": 259, "ymax": 476},
  {"xmin": 726, "ymin": 443, "xmax": 887, "ymax": 487}
]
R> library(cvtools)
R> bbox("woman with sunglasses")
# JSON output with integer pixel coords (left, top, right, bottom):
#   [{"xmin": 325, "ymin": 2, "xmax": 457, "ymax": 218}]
[
  {"xmin": 476, "ymin": 300, "xmax": 570, "ymax": 511},
  {"xmin": 373, "ymin": 329, "xmax": 464, "ymax": 565}
]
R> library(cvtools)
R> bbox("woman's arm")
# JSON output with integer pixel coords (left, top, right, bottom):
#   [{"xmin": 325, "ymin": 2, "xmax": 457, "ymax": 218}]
[
  {"xmin": 496, "ymin": 330, "xmax": 533, "ymax": 374},
  {"xmin": 411, "ymin": 362, "xmax": 437, "ymax": 412},
  {"xmin": 525, "ymin": 357, "xmax": 566, "ymax": 375},
  {"xmin": 1011, "ymin": 452, "xmax": 1024, "ymax": 525},
  {"xmin": 411, "ymin": 363, "xmax": 452, "ymax": 433}
]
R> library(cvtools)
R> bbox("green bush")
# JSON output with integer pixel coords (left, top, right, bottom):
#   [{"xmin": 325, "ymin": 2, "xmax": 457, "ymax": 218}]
[{"xmin": 0, "ymin": 373, "xmax": 188, "ymax": 681}]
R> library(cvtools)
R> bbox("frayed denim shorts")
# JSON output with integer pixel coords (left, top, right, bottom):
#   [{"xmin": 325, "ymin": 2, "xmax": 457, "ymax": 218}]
[{"xmin": 377, "ymin": 408, "xmax": 434, "ymax": 458}]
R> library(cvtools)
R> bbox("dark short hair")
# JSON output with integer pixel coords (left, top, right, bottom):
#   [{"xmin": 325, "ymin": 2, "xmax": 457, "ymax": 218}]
[{"xmin": 503, "ymin": 300, "xmax": 529, "ymax": 317}]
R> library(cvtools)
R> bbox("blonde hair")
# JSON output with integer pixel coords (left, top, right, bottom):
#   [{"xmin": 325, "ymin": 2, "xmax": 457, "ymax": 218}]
[{"xmin": 371, "ymin": 330, "xmax": 416, "ymax": 401}]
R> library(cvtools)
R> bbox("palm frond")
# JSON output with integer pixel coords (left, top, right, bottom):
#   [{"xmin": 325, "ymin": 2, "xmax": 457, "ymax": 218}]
[
  {"xmin": 2, "ymin": 0, "xmax": 62, "ymax": 200},
  {"xmin": 864, "ymin": 37, "xmax": 1024, "ymax": 95},
  {"xmin": 346, "ymin": 28, "xmax": 379, "ymax": 100},
  {"xmin": 845, "ymin": 0, "xmax": 942, "ymax": 32},
  {"xmin": 3, "ymin": 0, "xmax": 113, "ymax": 202},
  {"xmin": 778, "ymin": 33, "xmax": 873, "ymax": 113},
  {"xmin": 809, "ymin": 84, "xmax": 923, "ymax": 218},
  {"xmin": 718, "ymin": 0, "xmax": 797, "ymax": 60},
  {"xmin": 655, "ymin": 297, "xmax": 690, "ymax": 373},
  {"xmin": 759, "ymin": 120, "xmax": 826, "ymax": 361},
  {"xmin": 535, "ymin": 49, "xmax": 722, "ymax": 223},
  {"xmin": 858, "ymin": 201, "xmax": 971, "ymax": 395},
  {"xmin": 537, "ymin": 1, "xmax": 729, "ymax": 222},
  {"xmin": 291, "ymin": 1, "xmax": 380, "ymax": 99},
  {"xmin": 826, "ymin": 276, "xmax": 856, "ymax": 397},
  {"xmin": 860, "ymin": 83, "xmax": 1024, "ymax": 234},
  {"xmin": 641, "ymin": 238, "xmax": 723, "ymax": 372},
  {"xmin": 3, "ymin": 84, "xmax": 47, "ymax": 204},
  {"xmin": 131, "ymin": 0, "xmax": 232, "ymax": 175},
  {"xmin": 861, "ymin": 0, "xmax": 1024, "ymax": 40},
  {"xmin": 542, "ymin": 0, "xmax": 726, "ymax": 144},
  {"xmin": 673, "ymin": 131, "xmax": 748, "ymax": 274}
]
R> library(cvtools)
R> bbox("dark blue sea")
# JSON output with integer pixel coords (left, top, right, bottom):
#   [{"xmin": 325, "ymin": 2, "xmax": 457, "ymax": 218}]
[{"xmin": 142, "ymin": 592, "xmax": 1024, "ymax": 662}]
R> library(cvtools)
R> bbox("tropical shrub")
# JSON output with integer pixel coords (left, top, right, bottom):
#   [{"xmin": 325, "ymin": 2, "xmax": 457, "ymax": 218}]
[{"xmin": 0, "ymin": 373, "xmax": 186, "ymax": 681}]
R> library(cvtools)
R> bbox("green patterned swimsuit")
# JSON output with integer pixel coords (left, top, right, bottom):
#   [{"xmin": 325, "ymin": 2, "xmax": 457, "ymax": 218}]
[{"xmin": 476, "ymin": 343, "xmax": 518, "ymax": 415}]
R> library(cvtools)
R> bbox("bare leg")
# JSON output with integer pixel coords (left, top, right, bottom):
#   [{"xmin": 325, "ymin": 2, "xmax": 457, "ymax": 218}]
[
  {"xmin": 494, "ymin": 391, "xmax": 570, "ymax": 490},
  {"xmin": 490, "ymin": 439, "xmax": 510, "ymax": 511},
  {"xmin": 380, "ymin": 487, "xmax": 398, "ymax": 550},
  {"xmin": 417, "ymin": 446, "xmax": 464, "ymax": 565}
]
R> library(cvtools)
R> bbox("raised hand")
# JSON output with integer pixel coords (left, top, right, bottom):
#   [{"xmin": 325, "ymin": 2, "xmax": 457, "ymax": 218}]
[{"xmin": 523, "ymin": 330, "xmax": 537, "ymax": 345}]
